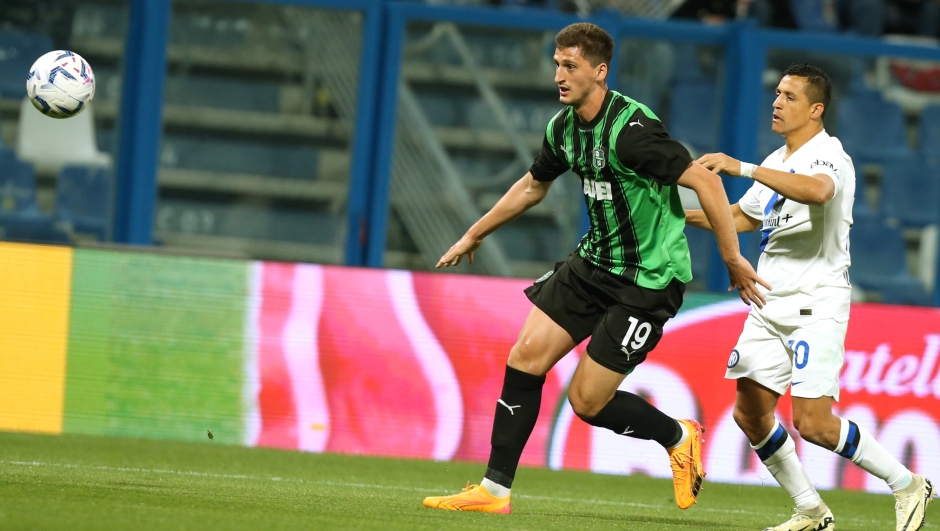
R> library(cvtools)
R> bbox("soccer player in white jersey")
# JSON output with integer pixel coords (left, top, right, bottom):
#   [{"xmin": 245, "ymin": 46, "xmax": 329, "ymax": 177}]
[{"xmin": 685, "ymin": 63, "xmax": 933, "ymax": 531}]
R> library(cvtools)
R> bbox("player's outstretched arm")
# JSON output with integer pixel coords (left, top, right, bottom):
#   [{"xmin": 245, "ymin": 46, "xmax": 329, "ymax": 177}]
[
  {"xmin": 697, "ymin": 152, "xmax": 835, "ymax": 206},
  {"xmin": 678, "ymin": 163, "xmax": 770, "ymax": 307},
  {"xmin": 436, "ymin": 172, "xmax": 552, "ymax": 268},
  {"xmin": 685, "ymin": 204, "xmax": 761, "ymax": 233}
]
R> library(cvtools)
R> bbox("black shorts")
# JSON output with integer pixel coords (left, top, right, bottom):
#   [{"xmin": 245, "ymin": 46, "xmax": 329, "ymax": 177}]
[{"xmin": 524, "ymin": 253, "xmax": 685, "ymax": 375}]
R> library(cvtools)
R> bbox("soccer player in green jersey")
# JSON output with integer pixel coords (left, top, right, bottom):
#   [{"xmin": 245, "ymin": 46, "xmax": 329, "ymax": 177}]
[{"xmin": 423, "ymin": 22, "xmax": 768, "ymax": 514}]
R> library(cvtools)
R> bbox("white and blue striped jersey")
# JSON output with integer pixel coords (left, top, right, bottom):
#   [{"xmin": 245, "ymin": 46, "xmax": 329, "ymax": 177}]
[{"xmin": 738, "ymin": 130, "xmax": 856, "ymax": 325}]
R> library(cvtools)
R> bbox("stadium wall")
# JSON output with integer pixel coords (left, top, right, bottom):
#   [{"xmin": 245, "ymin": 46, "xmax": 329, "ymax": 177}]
[{"xmin": 3, "ymin": 241, "xmax": 940, "ymax": 493}]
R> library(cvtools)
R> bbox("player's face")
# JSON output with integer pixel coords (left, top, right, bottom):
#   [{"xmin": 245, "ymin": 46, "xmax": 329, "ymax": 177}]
[
  {"xmin": 553, "ymin": 47, "xmax": 603, "ymax": 107},
  {"xmin": 771, "ymin": 75, "xmax": 820, "ymax": 135}
]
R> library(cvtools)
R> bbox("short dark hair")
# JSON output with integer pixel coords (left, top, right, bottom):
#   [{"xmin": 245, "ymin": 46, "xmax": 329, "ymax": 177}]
[
  {"xmin": 554, "ymin": 23, "xmax": 614, "ymax": 68},
  {"xmin": 782, "ymin": 63, "xmax": 832, "ymax": 119}
]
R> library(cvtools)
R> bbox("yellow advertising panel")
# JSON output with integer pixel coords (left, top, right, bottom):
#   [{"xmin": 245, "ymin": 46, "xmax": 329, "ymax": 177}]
[{"xmin": 0, "ymin": 242, "xmax": 73, "ymax": 433}]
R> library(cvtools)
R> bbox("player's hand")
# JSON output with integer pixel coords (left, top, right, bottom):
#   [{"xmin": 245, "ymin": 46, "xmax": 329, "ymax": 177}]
[
  {"xmin": 725, "ymin": 254, "xmax": 771, "ymax": 308},
  {"xmin": 697, "ymin": 153, "xmax": 744, "ymax": 177},
  {"xmin": 436, "ymin": 235, "xmax": 483, "ymax": 268}
]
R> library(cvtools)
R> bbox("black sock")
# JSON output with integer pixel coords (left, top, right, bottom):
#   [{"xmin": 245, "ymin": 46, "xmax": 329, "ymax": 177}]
[
  {"xmin": 484, "ymin": 365, "xmax": 545, "ymax": 489},
  {"xmin": 585, "ymin": 390, "xmax": 682, "ymax": 448}
]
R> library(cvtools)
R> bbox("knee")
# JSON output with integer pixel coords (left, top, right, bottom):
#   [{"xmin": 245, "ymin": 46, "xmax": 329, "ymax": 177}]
[
  {"xmin": 793, "ymin": 416, "xmax": 830, "ymax": 448},
  {"xmin": 508, "ymin": 336, "xmax": 550, "ymax": 376},
  {"xmin": 567, "ymin": 387, "xmax": 605, "ymax": 421}
]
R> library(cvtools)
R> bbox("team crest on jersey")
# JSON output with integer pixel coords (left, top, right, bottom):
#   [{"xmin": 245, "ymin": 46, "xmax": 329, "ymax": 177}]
[{"xmin": 592, "ymin": 148, "xmax": 606, "ymax": 169}]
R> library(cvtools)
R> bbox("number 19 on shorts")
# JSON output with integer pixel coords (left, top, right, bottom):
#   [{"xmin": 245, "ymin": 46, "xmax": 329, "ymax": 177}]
[{"xmin": 621, "ymin": 316, "xmax": 652, "ymax": 355}]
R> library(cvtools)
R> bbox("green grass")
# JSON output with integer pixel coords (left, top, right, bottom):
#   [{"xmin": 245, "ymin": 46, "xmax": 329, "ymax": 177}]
[{"xmin": 0, "ymin": 432, "xmax": 903, "ymax": 530}]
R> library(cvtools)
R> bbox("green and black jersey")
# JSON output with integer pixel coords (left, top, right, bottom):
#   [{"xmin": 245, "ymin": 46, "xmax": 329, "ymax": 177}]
[{"xmin": 529, "ymin": 90, "xmax": 693, "ymax": 290}]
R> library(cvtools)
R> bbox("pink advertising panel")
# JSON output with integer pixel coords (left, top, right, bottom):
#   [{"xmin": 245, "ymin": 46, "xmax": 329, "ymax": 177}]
[{"xmin": 245, "ymin": 261, "xmax": 940, "ymax": 493}]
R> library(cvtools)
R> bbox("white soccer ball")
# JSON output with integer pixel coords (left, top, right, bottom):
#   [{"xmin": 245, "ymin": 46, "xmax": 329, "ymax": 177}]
[{"xmin": 26, "ymin": 50, "xmax": 95, "ymax": 119}]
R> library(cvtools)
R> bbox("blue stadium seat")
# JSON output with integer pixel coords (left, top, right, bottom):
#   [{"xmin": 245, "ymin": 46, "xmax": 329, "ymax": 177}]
[
  {"xmin": 0, "ymin": 30, "xmax": 54, "ymax": 99},
  {"xmin": 466, "ymin": 98, "xmax": 538, "ymax": 132},
  {"xmin": 879, "ymin": 277, "xmax": 933, "ymax": 306},
  {"xmin": 849, "ymin": 216, "xmax": 925, "ymax": 296},
  {"xmin": 416, "ymin": 92, "xmax": 460, "ymax": 127},
  {"xmin": 852, "ymin": 199, "xmax": 879, "ymax": 225},
  {"xmin": 0, "ymin": 148, "xmax": 40, "ymax": 215},
  {"xmin": 880, "ymin": 156, "xmax": 940, "ymax": 227},
  {"xmin": 671, "ymin": 44, "xmax": 710, "ymax": 84},
  {"xmin": 667, "ymin": 82, "xmax": 720, "ymax": 155},
  {"xmin": 919, "ymin": 105, "xmax": 940, "ymax": 161},
  {"xmin": 497, "ymin": 224, "xmax": 539, "ymax": 262},
  {"xmin": 163, "ymin": 75, "xmax": 280, "ymax": 113},
  {"xmin": 0, "ymin": 148, "xmax": 68, "ymax": 244},
  {"xmin": 55, "ymin": 166, "xmax": 114, "ymax": 241},
  {"xmin": 161, "ymin": 136, "xmax": 320, "ymax": 179},
  {"xmin": 684, "ymin": 226, "xmax": 713, "ymax": 283},
  {"xmin": 836, "ymin": 93, "xmax": 911, "ymax": 162}
]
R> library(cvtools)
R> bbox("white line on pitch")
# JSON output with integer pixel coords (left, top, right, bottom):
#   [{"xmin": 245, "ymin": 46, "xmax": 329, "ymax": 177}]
[{"xmin": 0, "ymin": 460, "xmax": 891, "ymax": 525}]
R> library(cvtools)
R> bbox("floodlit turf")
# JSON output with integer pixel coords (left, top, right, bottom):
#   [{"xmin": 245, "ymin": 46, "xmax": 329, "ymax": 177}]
[{"xmin": 0, "ymin": 432, "xmax": 906, "ymax": 530}]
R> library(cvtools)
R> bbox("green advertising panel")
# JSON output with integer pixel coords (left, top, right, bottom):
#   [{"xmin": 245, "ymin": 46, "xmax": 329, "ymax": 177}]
[{"xmin": 63, "ymin": 250, "xmax": 249, "ymax": 443}]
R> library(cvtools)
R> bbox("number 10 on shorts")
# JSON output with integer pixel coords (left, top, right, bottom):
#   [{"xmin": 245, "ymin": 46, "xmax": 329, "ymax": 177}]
[
  {"xmin": 788, "ymin": 340, "xmax": 810, "ymax": 369},
  {"xmin": 621, "ymin": 316, "xmax": 652, "ymax": 356}
]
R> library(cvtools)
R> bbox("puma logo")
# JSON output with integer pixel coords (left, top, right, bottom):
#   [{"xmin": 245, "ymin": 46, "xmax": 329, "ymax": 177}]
[
  {"xmin": 498, "ymin": 399, "xmax": 521, "ymax": 415},
  {"xmin": 629, "ymin": 120, "xmax": 643, "ymax": 127},
  {"xmin": 621, "ymin": 426, "xmax": 634, "ymax": 435},
  {"xmin": 620, "ymin": 346, "xmax": 633, "ymax": 361}
]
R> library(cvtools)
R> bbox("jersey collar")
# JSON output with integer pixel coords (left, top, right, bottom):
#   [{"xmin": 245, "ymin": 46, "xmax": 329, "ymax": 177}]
[
  {"xmin": 575, "ymin": 90, "xmax": 613, "ymax": 131},
  {"xmin": 785, "ymin": 129, "xmax": 830, "ymax": 160}
]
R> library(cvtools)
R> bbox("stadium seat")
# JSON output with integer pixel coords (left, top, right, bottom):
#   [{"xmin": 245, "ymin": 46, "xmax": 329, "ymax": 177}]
[
  {"xmin": 497, "ymin": 224, "xmax": 539, "ymax": 262},
  {"xmin": 671, "ymin": 44, "xmax": 711, "ymax": 84},
  {"xmin": 16, "ymin": 98, "xmax": 111, "ymax": 176},
  {"xmin": 466, "ymin": 98, "xmax": 539, "ymax": 132},
  {"xmin": 163, "ymin": 75, "xmax": 280, "ymax": 113},
  {"xmin": 849, "ymin": 216, "xmax": 926, "ymax": 296},
  {"xmin": 879, "ymin": 277, "xmax": 934, "ymax": 306},
  {"xmin": 416, "ymin": 92, "xmax": 460, "ymax": 127},
  {"xmin": 0, "ymin": 148, "xmax": 69, "ymax": 244},
  {"xmin": 55, "ymin": 166, "xmax": 114, "ymax": 241},
  {"xmin": 684, "ymin": 226, "xmax": 713, "ymax": 285},
  {"xmin": 836, "ymin": 93, "xmax": 911, "ymax": 163},
  {"xmin": 160, "ymin": 135, "xmax": 320, "ymax": 179},
  {"xmin": 852, "ymin": 199, "xmax": 879, "ymax": 225},
  {"xmin": 0, "ymin": 30, "xmax": 54, "ymax": 99},
  {"xmin": 880, "ymin": 156, "xmax": 940, "ymax": 227},
  {"xmin": 919, "ymin": 105, "xmax": 940, "ymax": 160},
  {"xmin": 667, "ymin": 82, "xmax": 720, "ymax": 155}
]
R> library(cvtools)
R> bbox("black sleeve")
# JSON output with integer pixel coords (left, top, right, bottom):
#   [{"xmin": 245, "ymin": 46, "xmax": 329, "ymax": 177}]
[
  {"xmin": 615, "ymin": 108, "xmax": 693, "ymax": 186},
  {"xmin": 529, "ymin": 135, "xmax": 570, "ymax": 182}
]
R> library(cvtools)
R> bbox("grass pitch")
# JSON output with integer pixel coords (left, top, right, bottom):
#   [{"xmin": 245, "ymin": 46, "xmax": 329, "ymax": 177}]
[{"xmin": 0, "ymin": 432, "xmax": 903, "ymax": 530}]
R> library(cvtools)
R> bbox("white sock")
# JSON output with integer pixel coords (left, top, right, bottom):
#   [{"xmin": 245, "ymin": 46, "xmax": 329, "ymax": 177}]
[
  {"xmin": 666, "ymin": 420, "xmax": 690, "ymax": 451},
  {"xmin": 753, "ymin": 420, "xmax": 822, "ymax": 511},
  {"xmin": 835, "ymin": 418, "xmax": 912, "ymax": 492},
  {"xmin": 481, "ymin": 477, "xmax": 511, "ymax": 498}
]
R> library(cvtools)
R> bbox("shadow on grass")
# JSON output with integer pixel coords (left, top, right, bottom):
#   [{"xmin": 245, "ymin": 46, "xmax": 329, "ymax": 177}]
[{"xmin": 518, "ymin": 510, "xmax": 742, "ymax": 529}]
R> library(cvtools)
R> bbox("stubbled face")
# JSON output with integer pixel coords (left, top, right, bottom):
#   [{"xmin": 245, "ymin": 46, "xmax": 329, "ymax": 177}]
[
  {"xmin": 553, "ymin": 46, "xmax": 603, "ymax": 108},
  {"xmin": 771, "ymin": 75, "xmax": 821, "ymax": 136}
]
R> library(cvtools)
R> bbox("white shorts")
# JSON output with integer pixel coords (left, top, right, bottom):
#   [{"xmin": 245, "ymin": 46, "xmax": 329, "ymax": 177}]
[{"xmin": 725, "ymin": 310, "xmax": 846, "ymax": 400}]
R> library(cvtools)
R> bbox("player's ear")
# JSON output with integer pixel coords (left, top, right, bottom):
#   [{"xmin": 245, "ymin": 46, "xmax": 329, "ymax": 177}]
[
  {"xmin": 596, "ymin": 62, "xmax": 608, "ymax": 83},
  {"xmin": 810, "ymin": 102, "xmax": 825, "ymax": 120}
]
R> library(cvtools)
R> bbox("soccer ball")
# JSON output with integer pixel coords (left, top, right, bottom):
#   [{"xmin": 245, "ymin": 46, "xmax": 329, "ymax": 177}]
[{"xmin": 26, "ymin": 50, "xmax": 95, "ymax": 119}]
